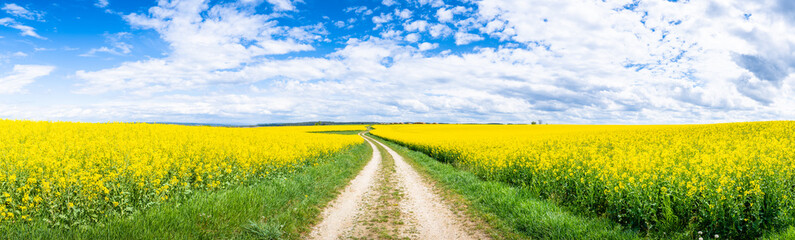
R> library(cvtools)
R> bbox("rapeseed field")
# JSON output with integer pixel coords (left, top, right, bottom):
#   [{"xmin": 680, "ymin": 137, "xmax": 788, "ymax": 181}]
[
  {"xmin": 0, "ymin": 120, "xmax": 364, "ymax": 227},
  {"xmin": 371, "ymin": 122, "xmax": 795, "ymax": 238}
]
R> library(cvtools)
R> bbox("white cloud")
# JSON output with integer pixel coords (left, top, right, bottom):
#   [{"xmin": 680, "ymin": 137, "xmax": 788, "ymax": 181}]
[
  {"xmin": 42, "ymin": 0, "xmax": 794, "ymax": 124},
  {"xmin": 372, "ymin": 12, "xmax": 393, "ymax": 25},
  {"xmin": 415, "ymin": 0, "xmax": 445, "ymax": 8},
  {"xmin": 79, "ymin": 47, "xmax": 123, "ymax": 57},
  {"xmin": 383, "ymin": 0, "xmax": 397, "ymax": 6},
  {"xmin": 470, "ymin": 0, "xmax": 794, "ymax": 117},
  {"xmin": 428, "ymin": 23, "xmax": 452, "ymax": 38},
  {"xmin": 287, "ymin": 23, "xmax": 328, "ymax": 42},
  {"xmin": 76, "ymin": 0, "xmax": 315, "ymax": 95},
  {"xmin": 0, "ymin": 65, "xmax": 55, "ymax": 94},
  {"xmin": 395, "ymin": 9, "xmax": 412, "ymax": 19},
  {"xmin": 481, "ymin": 19, "xmax": 505, "ymax": 34},
  {"xmin": 404, "ymin": 20, "xmax": 428, "ymax": 32},
  {"xmin": 405, "ymin": 33, "xmax": 420, "ymax": 42},
  {"xmin": 436, "ymin": 8, "xmax": 454, "ymax": 22},
  {"xmin": 398, "ymin": 99, "xmax": 431, "ymax": 112},
  {"xmin": 380, "ymin": 29, "xmax": 403, "ymax": 40},
  {"xmin": 80, "ymin": 32, "xmax": 133, "ymax": 57},
  {"xmin": 265, "ymin": 0, "xmax": 298, "ymax": 11},
  {"xmin": 2, "ymin": 3, "xmax": 43, "ymax": 21},
  {"xmin": 12, "ymin": 51, "xmax": 27, "ymax": 57},
  {"xmin": 418, "ymin": 42, "xmax": 438, "ymax": 51},
  {"xmin": 0, "ymin": 17, "xmax": 45, "ymax": 39},
  {"xmin": 95, "ymin": 0, "xmax": 109, "ymax": 8},
  {"xmin": 0, "ymin": 94, "xmax": 301, "ymax": 123},
  {"xmin": 453, "ymin": 31, "xmax": 482, "ymax": 45},
  {"xmin": 345, "ymin": 6, "xmax": 373, "ymax": 16}
]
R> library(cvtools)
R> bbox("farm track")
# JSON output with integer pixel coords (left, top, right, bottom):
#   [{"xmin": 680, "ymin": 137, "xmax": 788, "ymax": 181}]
[
  {"xmin": 308, "ymin": 133, "xmax": 486, "ymax": 240},
  {"xmin": 308, "ymin": 133, "xmax": 383, "ymax": 239}
]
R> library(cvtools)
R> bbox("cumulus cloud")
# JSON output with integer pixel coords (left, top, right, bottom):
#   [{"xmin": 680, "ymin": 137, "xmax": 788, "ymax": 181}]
[
  {"xmin": 436, "ymin": 6, "xmax": 469, "ymax": 23},
  {"xmin": 415, "ymin": 0, "xmax": 444, "ymax": 8},
  {"xmin": 404, "ymin": 20, "xmax": 429, "ymax": 32},
  {"xmin": 372, "ymin": 12, "xmax": 393, "ymax": 27},
  {"xmin": 454, "ymin": 31, "xmax": 483, "ymax": 45},
  {"xmin": 75, "ymin": 0, "xmax": 315, "ymax": 95},
  {"xmin": 436, "ymin": 8, "xmax": 453, "ymax": 22},
  {"xmin": 428, "ymin": 23, "xmax": 453, "ymax": 38},
  {"xmin": 405, "ymin": 33, "xmax": 420, "ymax": 42},
  {"xmin": 395, "ymin": 9, "xmax": 412, "ymax": 19},
  {"xmin": 0, "ymin": 65, "xmax": 55, "ymax": 94},
  {"xmin": 53, "ymin": 0, "xmax": 794, "ymax": 124},
  {"xmin": 733, "ymin": 54, "xmax": 789, "ymax": 83},
  {"xmin": 474, "ymin": 0, "xmax": 794, "ymax": 110},
  {"xmin": 265, "ymin": 0, "xmax": 299, "ymax": 11},
  {"xmin": 418, "ymin": 42, "xmax": 438, "ymax": 51}
]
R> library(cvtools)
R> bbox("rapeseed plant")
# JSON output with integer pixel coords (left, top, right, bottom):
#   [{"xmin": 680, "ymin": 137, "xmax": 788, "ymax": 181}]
[
  {"xmin": 0, "ymin": 120, "xmax": 364, "ymax": 226},
  {"xmin": 371, "ymin": 122, "xmax": 795, "ymax": 238}
]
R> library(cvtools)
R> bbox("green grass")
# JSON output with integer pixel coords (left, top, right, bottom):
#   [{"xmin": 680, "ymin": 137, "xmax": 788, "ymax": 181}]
[
  {"xmin": 368, "ymin": 134, "xmax": 647, "ymax": 240},
  {"xmin": 1, "ymin": 142, "xmax": 372, "ymax": 240},
  {"xmin": 764, "ymin": 226, "xmax": 795, "ymax": 239}
]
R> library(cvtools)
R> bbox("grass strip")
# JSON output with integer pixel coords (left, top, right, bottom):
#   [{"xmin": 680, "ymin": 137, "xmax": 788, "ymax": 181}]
[
  {"xmin": 369, "ymin": 134, "xmax": 642, "ymax": 240},
  {"xmin": 2, "ymin": 142, "xmax": 372, "ymax": 240},
  {"xmin": 350, "ymin": 139, "xmax": 407, "ymax": 239},
  {"xmin": 764, "ymin": 225, "xmax": 795, "ymax": 239}
]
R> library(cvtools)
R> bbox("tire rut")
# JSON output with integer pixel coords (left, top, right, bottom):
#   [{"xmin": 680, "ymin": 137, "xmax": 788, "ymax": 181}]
[{"xmin": 309, "ymin": 133, "xmax": 487, "ymax": 240}]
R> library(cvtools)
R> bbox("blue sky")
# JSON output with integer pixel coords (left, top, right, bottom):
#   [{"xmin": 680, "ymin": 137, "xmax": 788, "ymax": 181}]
[{"xmin": 1, "ymin": 0, "xmax": 793, "ymax": 124}]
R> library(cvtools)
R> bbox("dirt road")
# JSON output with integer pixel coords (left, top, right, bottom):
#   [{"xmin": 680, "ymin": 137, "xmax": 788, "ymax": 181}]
[{"xmin": 308, "ymin": 133, "xmax": 486, "ymax": 240}]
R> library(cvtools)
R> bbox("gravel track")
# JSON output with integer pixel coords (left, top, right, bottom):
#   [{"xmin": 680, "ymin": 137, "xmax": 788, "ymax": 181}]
[
  {"xmin": 308, "ymin": 133, "xmax": 382, "ymax": 240},
  {"xmin": 309, "ymin": 133, "xmax": 486, "ymax": 239}
]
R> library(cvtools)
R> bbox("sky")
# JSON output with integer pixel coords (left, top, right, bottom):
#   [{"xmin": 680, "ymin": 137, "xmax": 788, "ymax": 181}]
[{"xmin": 0, "ymin": 0, "xmax": 793, "ymax": 124}]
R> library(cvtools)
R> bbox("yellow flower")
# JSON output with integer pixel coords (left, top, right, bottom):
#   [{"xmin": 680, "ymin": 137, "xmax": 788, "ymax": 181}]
[
  {"xmin": 0, "ymin": 120, "xmax": 365, "ymax": 226},
  {"xmin": 370, "ymin": 121, "xmax": 795, "ymax": 234}
]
